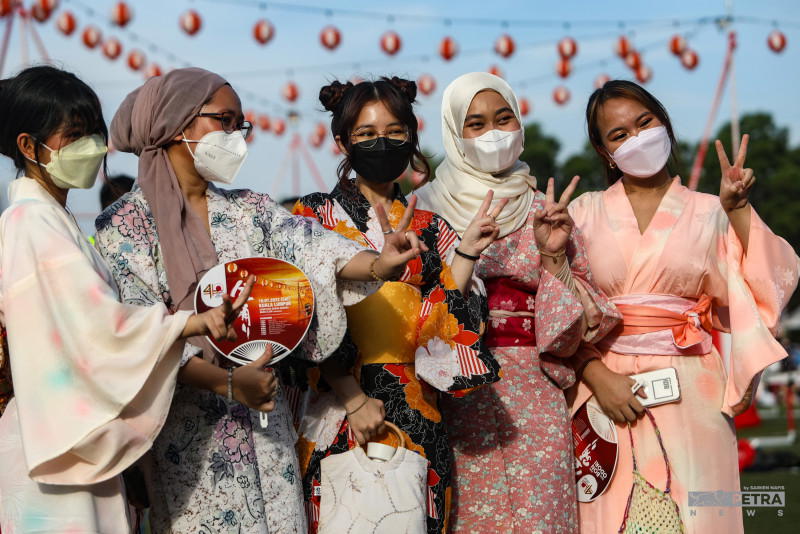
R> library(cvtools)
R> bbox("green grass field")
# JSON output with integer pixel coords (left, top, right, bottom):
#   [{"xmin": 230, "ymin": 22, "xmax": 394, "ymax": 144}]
[{"xmin": 737, "ymin": 409, "xmax": 799, "ymax": 534}]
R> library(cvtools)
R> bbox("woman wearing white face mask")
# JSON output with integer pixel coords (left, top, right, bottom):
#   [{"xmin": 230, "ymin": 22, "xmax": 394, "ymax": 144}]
[
  {"xmin": 94, "ymin": 68, "xmax": 423, "ymax": 534},
  {"xmin": 568, "ymin": 80, "xmax": 798, "ymax": 533},
  {"xmin": 414, "ymin": 72, "xmax": 621, "ymax": 533},
  {"xmin": 0, "ymin": 66, "xmax": 255, "ymax": 533}
]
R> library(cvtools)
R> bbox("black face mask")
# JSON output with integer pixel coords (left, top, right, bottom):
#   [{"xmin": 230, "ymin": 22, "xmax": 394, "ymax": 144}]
[{"xmin": 349, "ymin": 137, "xmax": 414, "ymax": 184}]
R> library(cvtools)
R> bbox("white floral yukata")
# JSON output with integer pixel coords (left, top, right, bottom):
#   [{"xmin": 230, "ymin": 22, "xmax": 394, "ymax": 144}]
[{"xmin": 94, "ymin": 183, "xmax": 371, "ymax": 534}]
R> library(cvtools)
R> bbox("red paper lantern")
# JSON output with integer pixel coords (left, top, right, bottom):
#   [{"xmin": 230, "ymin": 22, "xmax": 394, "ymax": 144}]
[
  {"xmin": 245, "ymin": 111, "xmax": 256, "ymax": 125},
  {"xmin": 56, "ymin": 11, "xmax": 76, "ymax": 35},
  {"xmin": 315, "ymin": 122, "xmax": 327, "ymax": 139},
  {"xmin": 257, "ymin": 115, "xmax": 271, "ymax": 132},
  {"xmin": 439, "ymin": 36, "xmax": 458, "ymax": 61},
  {"xmin": 615, "ymin": 35, "xmax": 631, "ymax": 58},
  {"xmin": 557, "ymin": 37, "xmax": 578, "ymax": 59},
  {"xmin": 380, "ymin": 31, "xmax": 401, "ymax": 55},
  {"xmin": 488, "ymin": 64, "xmax": 504, "ymax": 78},
  {"xmin": 635, "ymin": 65, "xmax": 652, "ymax": 84},
  {"xmin": 416, "ymin": 115, "xmax": 425, "ymax": 132},
  {"xmin": 253, "ymin": 19, "xmax": 274, "ymax": 45},
  {"xmin": 594, "ymin": 73, "xmax": 610, "ymax": 89},
  {"xmin": 331, "ymin": 142, "xmax": 342, "ymax": 156},
  {"xmin": 767, "ymin": 29, "xmax": 787, "ymax": 53},
  {"xmin": 144, "ymin": 63, "xmax": 162, "ymax": 78},
  {"xmin": 31, "ymin": 0, "xmax": 57, "ymax": 22},
  {"xmin": 494, "ymin": 33, "xmax": 515, "ymax": 58},
  {"xmin": 180, "ymin": 10, "xmax": 201, "ymax": 36},
  {"xmin": 272, "ymin": 118, "xmax": 286, "ymax": 136},
  {"xmin": 417, "ymin": 74, "xmax": 436, "ymax": 96},
  {"xmin": 282, "ymin": 81, "xmax": 299, "ymax": 103},
  {"xmin": 553, "ymin": 86, "xmax": 570, "ymax": 106},
  {"xmin": 101, "ymin": 38, "xmax": 122, "ymax": 60},
  {"xmin": 245, "ymin": 132, "xmax": 255, "ymax": 144},
  {"xmin": 669, "ymin": 34, "xmax": 686, "ymax": 56},
  {"xmin": 518, "ymin": 97, "xmax": 530, "ymax": 117},
  {"xmin": 127, "ymin": 50, "xmax": 145, "ymax": 71},
  {"xmin": 320, "ymin": 25, "xmax": 341, "ymax": 50},
  {"xmin": 82, "ymin": 26, "xmax": 102, "ymax": 49},
  {"xmin": 680, "ymin": 49, "xmax": 699, "ymax": 70},
  {"xmin": 110, "ymin": 2, "xmax": 132, "ymax": 27},
  {"xmin": 556, "ymin": 58, "xmax": 571, "ymax": 79},
  {"xmin": 0, "ymin": 1, "xmax": 16, "ymax": 18},
  {"xmin": 625, "ymin": 50, "xmax": 642, "ymax": 70}
]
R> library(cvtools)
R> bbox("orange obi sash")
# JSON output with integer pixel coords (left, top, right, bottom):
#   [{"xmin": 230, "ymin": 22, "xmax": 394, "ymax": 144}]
[{"xmin": 601, "ymin": 294, "xmax": 713, "ymax": 356}]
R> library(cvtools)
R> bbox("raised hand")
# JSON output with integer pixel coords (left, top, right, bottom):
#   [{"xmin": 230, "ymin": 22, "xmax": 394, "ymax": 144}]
[
  {"xmin": 459, "ymin": 190, "xmax": 508, "ymax": 256},
  {"xmin": 716, "ymin": 134, "xmax": 754, "ymax": 212},
  {"xmin": 373, "ymin": 195, "xmax": 429, "ymax": 280},
  {"xmin": 533, "ymin": 176, "xmax": 580, "ymax": 255},
  {"xmin": 184, "ymin": 275, "xmax": 255, "ymax": 340}
]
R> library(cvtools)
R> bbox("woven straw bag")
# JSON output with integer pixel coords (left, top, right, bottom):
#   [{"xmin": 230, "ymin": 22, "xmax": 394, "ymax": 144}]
[{"xmin": 618, "ymin": 409, "xmax": 685, "ymax": 534}]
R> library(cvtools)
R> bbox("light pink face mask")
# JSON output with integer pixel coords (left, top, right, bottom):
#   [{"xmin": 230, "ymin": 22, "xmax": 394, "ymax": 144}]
[{"xmin": 611, "ymin": 125, "xmax": 671, "ymax": 178}]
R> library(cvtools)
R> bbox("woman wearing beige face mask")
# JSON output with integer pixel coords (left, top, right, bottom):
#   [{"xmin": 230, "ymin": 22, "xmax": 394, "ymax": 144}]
[{"xmin": 415, "ymin": 72, "xmax": 620, "ymax": 533}]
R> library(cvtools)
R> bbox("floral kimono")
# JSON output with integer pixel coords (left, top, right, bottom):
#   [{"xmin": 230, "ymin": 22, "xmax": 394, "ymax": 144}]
[
  {"xmin": 568, "ymin": 177, "xmax": 799, "ymax": 533},
  {"xmin": 292, "ymin": 180, "xmax": 500, "ymax": 534},
  {"xmin": 94, "ymin": 183, "xmax": 370, "ymax": 534},
  {"xmin": 439, "ymin": 191, "xmax": 619, "ymax": 534},
  {"xmin": 0, "ymin": 178, "xmax": 190, "ymax": 533}
]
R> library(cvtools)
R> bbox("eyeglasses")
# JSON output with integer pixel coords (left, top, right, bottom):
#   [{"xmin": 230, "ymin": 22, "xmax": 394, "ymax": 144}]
[
  {"xmin": 350, "ymin": 126, "xmax": 410, "ymax": 149},
  {"xmin": 196, "ymin": 111, "xmax": 253, "ymax": 140}
]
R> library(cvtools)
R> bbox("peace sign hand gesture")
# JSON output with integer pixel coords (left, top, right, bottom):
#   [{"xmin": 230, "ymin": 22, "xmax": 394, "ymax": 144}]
[
  {"xmin": 533, "ymin": 176, "xmax": 580, "ymax": 254},
  {"xmin": 372, "ymin": 195, "xmax": 429, "ymax": 280},
  {"xmin": 716, "ymin": 134, "xmax": 755, "ymax": 213},
  {"xmin": 459, "ymin": 190, "xmax": 509, "ymax": 256}
]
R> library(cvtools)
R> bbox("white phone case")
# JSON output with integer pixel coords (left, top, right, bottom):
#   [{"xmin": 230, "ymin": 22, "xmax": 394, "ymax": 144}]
[{"xmin": 629, "ymin": 367, "xmax": 681, "ymax": 407}]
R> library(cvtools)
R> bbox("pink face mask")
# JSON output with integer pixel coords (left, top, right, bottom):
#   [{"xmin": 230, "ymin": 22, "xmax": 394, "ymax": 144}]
[{"xmin": 611, "ymin": 125, "xmax": 671, "ymax": 178}]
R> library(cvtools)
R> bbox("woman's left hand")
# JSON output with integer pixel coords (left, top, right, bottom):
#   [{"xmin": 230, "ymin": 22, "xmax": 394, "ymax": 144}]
[
  {"xmin": 716, "ymin": 134, "xmax": 755, "ymax": 213},
  {"xmin": 533, "ymin": 175, "xmax": 580, "ymax": 254},
  {"xmin": 459, "ymin": 190, "xmax": 508, "ymax": 256},
  {"xmin": 373, "ymin": 195, "xmax": 429, "ymax": 280}
]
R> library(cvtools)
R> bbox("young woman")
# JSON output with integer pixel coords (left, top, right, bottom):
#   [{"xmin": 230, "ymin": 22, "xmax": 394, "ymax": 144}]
[
  {"xmin": 94, "ymin": 67, "xmax": 421, "ymax": 534},
  {"xmin": 0, "ymin": 66, "xmax": 252, "ymax": 533},
  {"xmin": 568, "ymin": 80, "xmax": 799, "ymax": 533},
  {"xmin": 413, "ymin": 72, "xmax": 620, "ymax": 533},
  {"xmin": 292, "ymin": 77, "xmax": 504, "ymax": 534}
]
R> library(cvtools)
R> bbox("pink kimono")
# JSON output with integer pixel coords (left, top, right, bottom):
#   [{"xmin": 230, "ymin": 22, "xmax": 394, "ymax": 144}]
[{"xmin": 569, "ymin": 177, "xmax": 799, "ymax": 534}]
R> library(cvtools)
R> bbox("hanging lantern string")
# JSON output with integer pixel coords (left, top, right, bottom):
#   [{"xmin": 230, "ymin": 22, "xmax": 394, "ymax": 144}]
[
  {"xmin": 62, "ymin": 0, "xmax": 293, "ymax": 117},
  {"xmin": 223, "ymin": 28, "xmax": 630, "ymax": 78},
  {"xmin": 197, "ymin": 0, "xmax": 800, "ymax": 30},
  {"xmin": 512, "ymin": 22, "xmax": 707, "ymax": 88}
]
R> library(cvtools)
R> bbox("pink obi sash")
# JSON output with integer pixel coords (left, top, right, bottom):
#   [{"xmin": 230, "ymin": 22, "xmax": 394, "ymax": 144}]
[
  {"xmin": 600, "ymin": 294, "xmax": 713, "ymax": 356},
  {"xmin": 484, "ymin": 278, "xmax": 536, "ymax": 348}
]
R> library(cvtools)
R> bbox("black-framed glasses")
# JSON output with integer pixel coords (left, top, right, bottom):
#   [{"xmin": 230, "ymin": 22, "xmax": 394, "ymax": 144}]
[
  {"xmin": 196, "ymin": 111, "xmax": 253, "ymax": 140},
  {"xmin": 350, "ymin": 125, "xmax": 410, "ymax": 149}
]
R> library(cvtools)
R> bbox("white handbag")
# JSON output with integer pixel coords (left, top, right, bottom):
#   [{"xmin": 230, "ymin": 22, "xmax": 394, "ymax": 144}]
[{"xmin": 318, "ymin": 421, "xmax": 428, "ymax": 534}]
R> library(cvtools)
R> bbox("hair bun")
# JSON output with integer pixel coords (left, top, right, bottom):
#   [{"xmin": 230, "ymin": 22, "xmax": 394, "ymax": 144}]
[
  {"xmin": 319, "ymin": 80, "xmax": 354, "ymax": 112},
  {"xmin": 383, "ymin": 76, "xmax": 417, "ymax": 104}
]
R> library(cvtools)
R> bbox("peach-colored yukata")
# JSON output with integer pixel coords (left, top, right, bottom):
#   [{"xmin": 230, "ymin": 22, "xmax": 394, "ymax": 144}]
[{"xmin": 568, "ymin": 177, "xmax": 799, "ymax": 534}]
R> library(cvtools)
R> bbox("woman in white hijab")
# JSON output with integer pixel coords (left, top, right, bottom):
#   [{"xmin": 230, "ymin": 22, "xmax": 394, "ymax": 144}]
[{"xmin": 415, "ymin": 72, "xmax": 620, "ymax": 532}]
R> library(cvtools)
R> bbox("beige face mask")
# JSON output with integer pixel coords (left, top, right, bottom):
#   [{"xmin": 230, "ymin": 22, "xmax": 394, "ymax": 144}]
[{"xmin": 28, "ymin": 134, "xmax": 108, "ymax": 189}]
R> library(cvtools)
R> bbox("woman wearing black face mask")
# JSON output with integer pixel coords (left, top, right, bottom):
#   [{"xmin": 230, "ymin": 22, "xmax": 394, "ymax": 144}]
[{"xmin": 292, "ymin": 77, "xmax": 506, "ymax": 534}]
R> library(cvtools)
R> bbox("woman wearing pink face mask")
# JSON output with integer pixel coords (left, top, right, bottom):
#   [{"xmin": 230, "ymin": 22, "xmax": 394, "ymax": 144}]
[{"xmin": 568, "ymin": 80, "xmax": 798, "ymax": 533}]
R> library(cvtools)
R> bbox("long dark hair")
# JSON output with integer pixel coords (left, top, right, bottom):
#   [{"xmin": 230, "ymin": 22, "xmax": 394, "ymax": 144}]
[
  {"xmin": 0, "ymin": 65, "xmax": 108, "ymax": 174},
  {"xmin": 586, "ymin": 80, "xmax": 679, "ymax": 185},
  {"xmin": 319, "ymin": 76, "xmax": 430, "ymax": 185}
]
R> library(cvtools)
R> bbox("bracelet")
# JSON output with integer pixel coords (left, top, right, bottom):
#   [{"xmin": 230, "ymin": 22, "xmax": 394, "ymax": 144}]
[
  {"xmin": 539, "ymin": 248, "xmax": 566, "ymax": 259},
  {"xmin": 227, "ymin": 367, "xmax": 234, "ymax": 402},
  {"xmin": 369, "ymin": 255, "xmax": 390, "ymax": 282},
  {"xmin": 346, "ymin": 396, "xmax": 369, "ymax": 416},
  {"xmin": 454, "ymin": 248, "xmax": 480, "ymax": 261}
]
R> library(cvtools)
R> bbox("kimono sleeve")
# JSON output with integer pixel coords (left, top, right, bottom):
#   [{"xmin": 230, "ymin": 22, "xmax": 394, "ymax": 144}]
[
  {"xmin": 257, "ymin": 195, "xmax": 376, "ymax": 361},
  {"xmin": 2, "ymin": 201, "xmax": 190, "ymax": 485},
  {"xmin": 414, "ymin": 215, "xmax": 500, "ymax": 395},
  {"xmin": 708, "ymin": 206, "xmax": 799, "ymax": 416}
]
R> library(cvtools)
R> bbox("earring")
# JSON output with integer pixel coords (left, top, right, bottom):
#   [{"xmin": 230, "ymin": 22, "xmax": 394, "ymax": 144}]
[{"xmin": 608, "ymin": 161, "xmax": 616, "ymax": 169}]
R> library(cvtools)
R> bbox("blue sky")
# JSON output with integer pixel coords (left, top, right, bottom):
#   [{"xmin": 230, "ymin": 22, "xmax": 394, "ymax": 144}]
[{"xmin": 1, "ymin": 0, "xmax": 799, "ymax": 233}]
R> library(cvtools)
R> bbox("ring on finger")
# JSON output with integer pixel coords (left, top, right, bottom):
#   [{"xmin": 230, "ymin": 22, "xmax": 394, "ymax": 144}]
[{"xmin": 383, "ymin": 229, "xmax": 394, "ymax": 235}]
